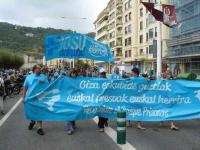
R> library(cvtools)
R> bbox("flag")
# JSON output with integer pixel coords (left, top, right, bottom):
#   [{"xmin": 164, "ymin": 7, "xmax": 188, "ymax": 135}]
[
  {"xmin": 163, "ymin": 4, "xmax": 181, "ymax": 28},
  {"xmin": 141, "ymin": 2, "xmax": 163, "ymax": 22},
  {"xmin": 141, "ymin": 2, "xmax": 181, "ymax": 28}
]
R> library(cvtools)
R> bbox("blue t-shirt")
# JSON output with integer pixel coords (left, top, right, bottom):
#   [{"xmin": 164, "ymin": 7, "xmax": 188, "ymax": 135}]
[
  {"xmin": 24, "ymin": 73, "xmax": 49, "ymax": 98},
  {"xmin": 130, "ymin": 76, "xmax": 145, "ymax": 80},
  {"xmin": 111, "ymin": 72, "xmax": 122, "ymax": 79}
]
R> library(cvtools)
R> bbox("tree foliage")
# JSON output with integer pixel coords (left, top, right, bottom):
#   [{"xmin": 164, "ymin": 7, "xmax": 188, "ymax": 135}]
[
  {"xmin": 0, "ymin": 51, "xmax": 24, "ymax": 68},
  {"xmin": 0, "ymin": 22, "xmax": 95, "ymax": 54}
]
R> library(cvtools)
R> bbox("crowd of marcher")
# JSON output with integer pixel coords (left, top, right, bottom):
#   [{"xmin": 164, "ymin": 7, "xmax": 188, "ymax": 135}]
[{"xmin": 0, "ymin": 64, "xmax": 179, "ymax": 136}]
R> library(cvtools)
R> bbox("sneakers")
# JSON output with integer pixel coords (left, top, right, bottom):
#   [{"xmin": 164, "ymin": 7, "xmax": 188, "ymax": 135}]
[
  {"xmin": 98, "ymin": 128, "xmax": 104, "ymax": 132},
  {"xmin": 171, "ymin": 125, "xmax": 179, "ymax": 131},
  {"xmin": 37, "ymin": 128, "xmax": 45, "ymax": 135},
  {"xmin": 136, "ymin": 125, "xmax": 146, "ymax": 130},
  {"xmin": 28, "ymin": 121, "xmax": 36, "ymax": 130},
  {"xmin": 0, "ymin": 111, "xmax": 4, "ymax": 115},
  {"xmin": 126, "ymin": 121, "xmax": 131, "ymax": 127},
  {"xmin": 67, "ymin": 129, "xmax": 73, "ymax": 135},
  {"xmin": 104, "ymin": 122, "xmax": 108, "ymax": 127}
]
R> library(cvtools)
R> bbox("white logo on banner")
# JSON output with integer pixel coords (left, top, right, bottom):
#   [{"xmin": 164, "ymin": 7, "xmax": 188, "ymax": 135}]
[
  {"xmin": 89, "ymin": 44, "xmax": 108, "ymax": 57},
  {"xmin": 37, "ymin": 89, "xmax": 61, "ymax": 111}
]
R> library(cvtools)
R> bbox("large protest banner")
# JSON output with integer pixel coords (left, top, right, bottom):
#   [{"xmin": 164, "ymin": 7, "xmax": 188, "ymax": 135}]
[
  {"xmin": 45, "ymin": 33, "xmax": 113, "ymax": 62},
  {"xmin": 24, "ymin": 77, "xmax": 200, "ymax": 121}
]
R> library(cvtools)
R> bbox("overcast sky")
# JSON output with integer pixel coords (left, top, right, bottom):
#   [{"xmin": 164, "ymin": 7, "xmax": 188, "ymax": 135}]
[{"xmin": 0, "ymin": 0, "xmax": 109, "ymax": 33}]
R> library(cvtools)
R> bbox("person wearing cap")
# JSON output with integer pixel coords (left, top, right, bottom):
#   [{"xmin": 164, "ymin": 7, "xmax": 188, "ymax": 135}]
[
  {"xmin": 21, "ymin": 64, "xmax": 49, "ymax": 136},
  {"xmin": 98, "ymin": 68, "xmax": 108, "ymax": 132},
  {"xmin": 128, "ymin": 67, "xmax": 146, "ymax": 130}
]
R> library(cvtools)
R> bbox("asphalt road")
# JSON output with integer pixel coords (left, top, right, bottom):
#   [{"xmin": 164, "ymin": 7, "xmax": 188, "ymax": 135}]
[{"xmin": 1, "ymin": 96, "xmax": 200, "ymax": 150}]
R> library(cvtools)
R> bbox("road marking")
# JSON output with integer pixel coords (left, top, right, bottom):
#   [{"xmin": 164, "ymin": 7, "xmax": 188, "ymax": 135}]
[
  {"xmin": 93, "ymin": 117, "xmax": 137, "ymax": 150},
  {"xmin": 0, "ymin": 98, "xmax": 22, "ymax": 127}
]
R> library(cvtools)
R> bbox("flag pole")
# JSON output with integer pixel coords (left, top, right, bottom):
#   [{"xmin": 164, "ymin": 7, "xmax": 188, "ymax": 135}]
[{"xmin": 156, "ymin": 0, "xmax": 162, "ymax": 80}]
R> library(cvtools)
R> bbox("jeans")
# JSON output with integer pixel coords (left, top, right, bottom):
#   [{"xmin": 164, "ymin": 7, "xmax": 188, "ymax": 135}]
[{"xmin": 67, "ymin": 121, "xmax": 75, "ymax": 131}]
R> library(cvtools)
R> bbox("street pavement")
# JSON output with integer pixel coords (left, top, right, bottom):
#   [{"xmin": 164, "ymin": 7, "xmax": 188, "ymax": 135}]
[{"xmin": 1, "ymin": 96, "xmax": 200, "ymax": 150}]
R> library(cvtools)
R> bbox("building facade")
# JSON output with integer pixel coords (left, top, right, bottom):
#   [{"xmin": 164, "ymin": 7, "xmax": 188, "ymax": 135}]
[
  {"xmin": 168, "ymin": 0, "xmax": 200, "ymax": 75},
  {"xmin": 94, "ymin": 0, "xmax": 169, "ymax": 74}
]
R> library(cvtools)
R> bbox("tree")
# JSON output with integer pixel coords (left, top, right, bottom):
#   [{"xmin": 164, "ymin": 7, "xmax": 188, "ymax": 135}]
[{"xmin": 0, "ymin": 51, "xmax": 24, "ymax": 69}]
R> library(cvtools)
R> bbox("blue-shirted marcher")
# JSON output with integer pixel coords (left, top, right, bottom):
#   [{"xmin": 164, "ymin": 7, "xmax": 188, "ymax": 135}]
[
  {"xmin": 128, "ymin": 67, "xmax": 146, "ymax": 130},
  {"xmin": 111, "ymin": 67, "xmax": 122, "ymax": 79},
  {"xmin": 22, "ymin": 65, "xmax": 49, "ymax": 135},
  {"xmin": 66, "ymin": 69, "xmax": 78, "ymax": 135}
]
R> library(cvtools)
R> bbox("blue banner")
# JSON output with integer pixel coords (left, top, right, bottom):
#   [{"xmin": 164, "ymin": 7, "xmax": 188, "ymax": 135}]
[
  {"xmin": 45, "ymin": 33, "xmax": 113, "ymax": 62},
  {"xmin": 24, "ymin": 77, "xmax": 200, "ymax": 121}
]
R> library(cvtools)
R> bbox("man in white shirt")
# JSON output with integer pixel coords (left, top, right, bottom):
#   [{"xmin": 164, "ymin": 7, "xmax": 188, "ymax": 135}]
[{"xmin": 0, "ymin": 76, "xmax": 5, "ymax": 115}]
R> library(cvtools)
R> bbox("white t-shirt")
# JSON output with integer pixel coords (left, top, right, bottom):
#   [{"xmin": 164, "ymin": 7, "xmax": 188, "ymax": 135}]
[{"xmin": 0, "ymin": 78, "xmax": 4, "ymax": 88}]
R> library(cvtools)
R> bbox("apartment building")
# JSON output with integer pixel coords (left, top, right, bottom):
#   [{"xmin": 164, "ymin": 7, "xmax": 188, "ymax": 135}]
[{"xmin": 94, "ymin": 0, "xmax": 169, "ymax": 74}]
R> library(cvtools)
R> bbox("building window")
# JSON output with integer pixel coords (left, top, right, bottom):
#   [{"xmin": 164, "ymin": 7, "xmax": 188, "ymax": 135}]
[
  {"xmin": 140, "ymin": 21, "xmax": 143, "ymax": 30},
  {"xmin": 155, "ymin": 27, "xmax": 157, "ymax": 37},
  {"xmin": 146, "ymin": 18, "xmax": 149, "ymax": 27},
  {"xmin": 125, "ymin": 24, "xmax": 132, "ymax": 34},
  {"xmin": 109, "ymin": 12, "xmax": 115, "ymax": 21},
  {"xmin": 128, "ymin": 0, "xmax": 131, "ymax": 8},
  {"xmin": 148, "ymin": 14, "xmax": 155, "ymax": 24},
  {"xmin": 149, "ymin": 29, "xmax": 153, "ymax": 39},
  {"xmin": 139, "ymin": 35, "xmax": 143, "ymax": 43},
  {"xmin": 140, "ymin": 8, "xmax": 143, "ymax": 17},
  {"xmin": 129, "ymin": 12, "xmax": 131, "ymax": 20},
  {"xmin": 146, "ymin": 32, "xmax": 149, "ymax": 42},
  {"xmin": 110, "ymin": 41, "xmax": 115, "ymax": 48},
  {"xmin": 129, "ymin": 50, "xmax": 132, "ymax": 57},
  {"xmin": 128, "ymin": 24, "xmax": 132, "ymax": 33},
  {"xmin": 139, "ymin": 49, "xmax": 143, "ymax": 55},
  {"xmin": 125, "ymin": 37, "xmax": 132, "ymax": 46},
  {"xmin": 109, "ymin": 21, "xmax": 115, "ymax": 30},
  {"xmin": 149, "ymin": 46, "xmax": 153, "ymax": 54},
  {"xmin": 109, "ymin": 32, "xmax": 115, "ymax": 39},
  {"xmin": 146, "ymin": 47, "xmax": 149, "ymax": 54},
  {"xmin": 125, "ymin": 51, "xmax": 128, "ymax": 57},
  {"xmin": 125, "ymin": 0, "xmax": 131, "ymax": 10},
  {"xmin": 125, "ymin": 15, "xmax": 128, "ymax": 22},
  {"xmin": 149, "ymin": 0, "xmax": 157, "ymax": 3},
  {"xmin": 128, "ymin": 37, "xmax": 131, "ymax": 45},
  {"xmin": 125, "ymin": 27, "xmax": 128, "ymax": 34}
]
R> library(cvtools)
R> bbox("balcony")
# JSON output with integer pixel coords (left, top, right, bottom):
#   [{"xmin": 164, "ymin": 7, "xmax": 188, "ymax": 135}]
[
  {"xmin": 114, "ymin": 43, "xmax": 123, "ymax": 49},
  {"xmin": 96, "ymin": 30, "xmax": 108, "ymax": 40},
  {"xmin": 116, "ymin": 1, "xmax": 123, "ymax": 8},
  {"xmin": 96, "ymin": 21, "xmax": 108, "ymax": 30},
  {"xmin": 137, "ymin": 53, "xmax": 148, "ymax": 60},
  {"xmin": 116, "ymin": 11, "xmax": 123, "ymax": 18},
  {"xmin": 116, "ymin": 31, "xmax": 123, "ymax": 37},
  {"xmin": 116, "ymin": 21, "xmax": 123, "ymax": 27}
]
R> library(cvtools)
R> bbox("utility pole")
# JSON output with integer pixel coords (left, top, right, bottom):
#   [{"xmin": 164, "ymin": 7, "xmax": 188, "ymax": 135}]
[
  {"xmin": 156, "ymin": 0, "xmax": 162, "ymax": 80},
  {"xmin": 60, "ymin": 17, "xmax": 87, "ymax": 69}
]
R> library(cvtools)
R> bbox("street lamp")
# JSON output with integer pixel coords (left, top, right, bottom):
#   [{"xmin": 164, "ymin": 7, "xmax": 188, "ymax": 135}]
[{"xmin": 60, "ymin": 17, "xmax": 87, "ymax": 68}]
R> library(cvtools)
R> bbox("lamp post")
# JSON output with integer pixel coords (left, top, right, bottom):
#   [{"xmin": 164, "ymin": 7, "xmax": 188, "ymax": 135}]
[
  {"xmin": 156, "ymin": 0, "xmax": 162, "ymax": 80},
  {"xmin": 60, "ymin": 17, "xmax": 87, "ymax": 68}
]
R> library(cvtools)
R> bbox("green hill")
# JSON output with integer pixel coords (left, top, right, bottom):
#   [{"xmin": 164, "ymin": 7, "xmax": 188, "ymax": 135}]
[{"xmin": 0, "ymin": 22, "xmax": 95, "ymax": 56}]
